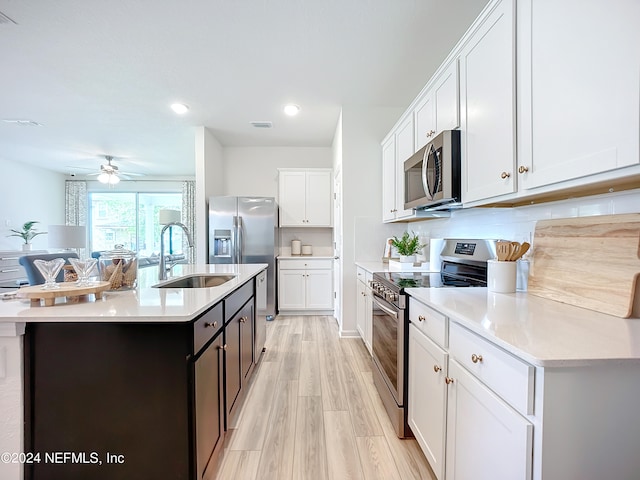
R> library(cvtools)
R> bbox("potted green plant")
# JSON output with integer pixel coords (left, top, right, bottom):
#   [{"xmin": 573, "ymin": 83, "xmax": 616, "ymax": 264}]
[
  {"xmin": 8, "ymin": 221, "xmax": 47, "ymax": 251},
  {"xmin": 391, "ymin": 231, "xmax": 425, "ymax": 263}
]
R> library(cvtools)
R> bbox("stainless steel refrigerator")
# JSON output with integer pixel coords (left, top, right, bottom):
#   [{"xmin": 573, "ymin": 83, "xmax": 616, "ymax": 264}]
[{"xmin": 208, "ymin": 196, "xmax": 279, "ymax": 323}]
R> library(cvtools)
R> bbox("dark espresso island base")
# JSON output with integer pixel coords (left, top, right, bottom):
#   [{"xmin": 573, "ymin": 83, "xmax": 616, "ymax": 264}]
[{"xmin": 23, "ymin": 279, "xmax": 257, "ymax": 480}]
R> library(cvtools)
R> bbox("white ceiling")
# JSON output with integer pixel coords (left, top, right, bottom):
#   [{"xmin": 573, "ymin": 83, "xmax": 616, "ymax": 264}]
[{"xmin": 0, "ymin": 0, "xmax": 489, "ymax": 178}]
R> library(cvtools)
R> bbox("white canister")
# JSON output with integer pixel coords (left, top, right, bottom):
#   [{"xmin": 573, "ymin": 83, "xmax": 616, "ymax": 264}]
[
  {"xmin": 301, "ymin": 245, "xmax": 312, "ymax": 255},
  {"xmin": 291, "ymin": 240, "xmax": 301, "ymax": 255},
  {"xmin": 487, "ymin": 260, "xmax": 517, "ymax": 293}
]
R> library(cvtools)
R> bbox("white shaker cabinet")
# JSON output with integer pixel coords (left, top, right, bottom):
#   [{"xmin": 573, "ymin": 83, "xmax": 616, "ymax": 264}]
[
  {"xmin": 516, "ymin": 0, "xmax": 640, "ymax": 191},
  {"xmin": 278, "ymin": 169, "xmax": 333, "ymax": 227},
  {"xmin": 408, "ymin": 323, "xmax": 448, "ymax": 480},
  {"xmin": 415, "ymin": 61, "xmax": 460, "ymax": 151},
  {"xmin": 459, "ymin": 0, "xmax": 516, "ymax": 204},
  {"xmin": 355, "ymin": 267, "xmax": 373, "ymax": 354},
  {"xmin": 278, "ymin": 258, "xmax": 333, "ymax": 313},
  {"xmin": 382, "ymin": 116, "xmax": 415, "ymax": 222},
  {"xmin": 445, "ymin": 359, "xmax": 532, "ymax": 480}
]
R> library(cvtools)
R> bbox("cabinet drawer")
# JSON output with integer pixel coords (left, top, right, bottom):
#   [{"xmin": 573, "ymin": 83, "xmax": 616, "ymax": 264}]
[
  {"xmin": 449, "ymin": 321, "xmax": 534, "ymax": 415},
  {"xmin": 193, "ymin": 303, "xmax": 223, "ymax": 355},
  {"xmin": 409, "ymin": 298, "xmax": 447, "ymax": 348},
  {"xmin": 279, "ymin": 259, "xmax": 332, "ymax": 270},
  {"xmin": 225, "ymin": 280, "xmax": 254, "ymax": 322},
  {"xmin": 356, "ymin": 267, "xmax": 372, "ymax": 284},
  {"xmin": 0, "ymin": 254, "xmax": 21, "ymax": 268}
]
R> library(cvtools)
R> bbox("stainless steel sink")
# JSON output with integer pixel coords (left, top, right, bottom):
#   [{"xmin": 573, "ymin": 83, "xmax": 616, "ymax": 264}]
[{"xmin": 153, "ymin": 274, "xmax": 236, "ymax": 289}]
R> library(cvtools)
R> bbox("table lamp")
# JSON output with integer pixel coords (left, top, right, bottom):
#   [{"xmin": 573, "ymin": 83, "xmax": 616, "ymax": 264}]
[{"xmin": 48, "ymin": 225, "xmax": 87, "ymax": 255}]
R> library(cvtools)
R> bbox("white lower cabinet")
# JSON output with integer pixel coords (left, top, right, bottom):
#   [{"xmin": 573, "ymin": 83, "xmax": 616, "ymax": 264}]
[
  {"xmin": 445, "ymin": 359, "xmax": 532, "ymax": 480},
  {"xmin": 278, "ymin": 259, "xmax": 333, "ymax": 313},
  {"xmin": 408, "ymin": 297, "xmax": 532, "ymax": 480},
  {"xmin": 356, "ymin": 267, "xmax": 373, "ymax": 354},
  {"xmin": 408, "ymin": 323, "xmax": 448, "ymax": 480}
]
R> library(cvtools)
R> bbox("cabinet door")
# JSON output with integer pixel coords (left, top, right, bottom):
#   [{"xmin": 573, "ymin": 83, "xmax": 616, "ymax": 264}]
[
  {"xmin": 305, "ymin": 170, "xmax": 332, "ymax": 226},
  {"xmin": 415, "ymin": 92, "xmax": 436, "ymax": 151},
  {"xmin": 356, "ymin": 280, "xmax": 366, "ymax": 339},
  {"xmin": 445, "ymin": 360, "xmax": 532, "ymax": 480},
  {"xmin": 195, "ymin": 334, "xmax": 224, "ymax": 480},
  {"xmin": 278, "ymin": 171, "xmax": 306, "ymax": 226},
  {"xmin": 363, "ymin": 289, "xmax": 372, "ymax": 354},
  {"xmin": 434, "ymin": 61, "xmax": 459, "ymax": 134},
  {"xmin": 409, "ymin": 324, "xmax": 448, "ymax": 480},
  {"xmin": 460, "ymin": 0, "xmax": 516, "ymax": 204},
  {"xmin": 225, "ymin": 313, "xmax": 242, "ymax": 421},
  {"xmin": 382, "ymin": 136, "xmax": 397, "ymax": 222},
  {"xmin": 240, "ymin": 301, "xmax": 254, "ymax": 381},
  {"xmin": 278, "ymin": 269, "xmax": 306, "ymax": 310},
  {"xmin": 305, "ymin": 269, "xmax": 333, "ymax": 310},
  {"xmin": 517, "ymin": 0, "xmax": 640, "ymax": 190},
  {"xmin": 395, "ymin": 115, "xmax": 415, "ymax": 219}
]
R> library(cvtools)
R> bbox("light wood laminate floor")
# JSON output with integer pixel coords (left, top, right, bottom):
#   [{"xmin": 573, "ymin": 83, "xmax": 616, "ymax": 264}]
[{"xmin": 215, "ymin": 315, "xmax": 435, "ymax": 480}]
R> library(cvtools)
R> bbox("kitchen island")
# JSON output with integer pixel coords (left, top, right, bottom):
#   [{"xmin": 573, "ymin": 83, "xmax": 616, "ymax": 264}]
[{"xmin": 0, "ymin": 263, "xmax": 267, "ymax": 480}]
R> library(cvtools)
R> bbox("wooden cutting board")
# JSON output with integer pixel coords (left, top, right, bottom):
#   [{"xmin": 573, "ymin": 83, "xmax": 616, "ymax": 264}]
[{"xmin": 528, "ymin": 213, "xmax": 640, "ymax": 318}]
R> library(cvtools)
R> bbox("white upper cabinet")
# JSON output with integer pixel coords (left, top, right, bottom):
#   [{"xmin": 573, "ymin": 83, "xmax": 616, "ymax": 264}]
[
  {"xmin": 278, "ymin": 169, "xmax": 333, "ymax": 227},
  {"xmin": 459, "ymin": 0, "xmax": 516, "ymax": 204},
  {"xmin": 415, "ymin": 61, "xmax": 460, "ymax": 151},
  {"xmin": 516, "ymin": 0, "xmax": 640, "ymax": 191},
  {"xmin": 382, "ymin": 136, "xmax": 397, "ymax": 222},
  {"xmin": 395, "ymin": 115, "xmax": 415, "ymax": 219}
]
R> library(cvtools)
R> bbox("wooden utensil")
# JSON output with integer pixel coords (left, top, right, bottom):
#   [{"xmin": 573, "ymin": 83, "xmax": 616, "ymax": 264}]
[
  {"xmin": 528, "ymin": 213, "xmax": 640, "ymax": 318},
  {"xmin": 511, "ymin": 242, "xmax": 530, "ymax": 261},
  {"xmin": 507, "ymin": 241, "xmax": 521, "ymax": 261},
  {"xmin": 496, "ymin": 241, "xmax": 511, "ymax": 261}
]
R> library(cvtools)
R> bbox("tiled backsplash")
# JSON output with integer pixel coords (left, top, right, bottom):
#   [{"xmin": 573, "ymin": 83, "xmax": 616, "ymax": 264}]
[
  {"xmin": 280, "ymin": 227, "xmax": 334, "ymax": 256},
  {"xmin": 410, "ymin": 188, "xmax": 640, "ymax": 258}
]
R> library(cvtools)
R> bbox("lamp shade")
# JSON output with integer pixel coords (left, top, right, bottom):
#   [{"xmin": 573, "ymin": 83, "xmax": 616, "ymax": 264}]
[
  {"xmin": 159, "ymin": 209, "xmax": 181, "ymax": 225},
  {"xmin": 48, "ymin": 225, "xmax": 87, "ymax": 249}
]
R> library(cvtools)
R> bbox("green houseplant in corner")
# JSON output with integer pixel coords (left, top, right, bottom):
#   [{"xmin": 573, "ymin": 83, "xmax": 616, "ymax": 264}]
[
  {"xmin": 390, "ymin": 231, "xmax": 425, "ymax": 263},
  {"xmin": 8, "ymin": 221, "xmax": 47, "ymax": 251}
]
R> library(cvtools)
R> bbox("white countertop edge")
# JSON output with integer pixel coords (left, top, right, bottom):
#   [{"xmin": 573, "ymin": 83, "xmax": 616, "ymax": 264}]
[
  {"xmin": 405, "ymin": 287, "xmax": 640, "ymax": 367},
  {"xmin": 277, "ymin": 255, "xmax": 335, "ymax": 259},
  {"xmin": 0, "ymin": 264, "xmax": 268, "ymax": 323}
]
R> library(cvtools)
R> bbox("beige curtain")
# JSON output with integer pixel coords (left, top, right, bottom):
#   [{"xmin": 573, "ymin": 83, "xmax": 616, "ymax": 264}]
[
  {"xmin": 65, "ymin": 180, "xmax": 88, "ymax": 257},
  {"xmin": 182, "ymin": 180, "xmax": 196, "ymax": 263}
]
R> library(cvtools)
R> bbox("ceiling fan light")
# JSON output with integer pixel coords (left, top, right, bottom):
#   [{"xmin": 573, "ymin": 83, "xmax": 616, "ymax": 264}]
[
  {"xmin": 108, "ymin": 174, "xmax": 120, "ymax": 185},
  {"xmin": 97, "ymin": 172, "xmax": 110, "ymax": 184}
]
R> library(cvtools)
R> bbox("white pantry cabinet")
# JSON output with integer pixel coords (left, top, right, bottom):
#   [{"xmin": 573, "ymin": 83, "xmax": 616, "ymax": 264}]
[
  {"xmin": 415, "ymin": 60, "xmax": 460, "ymax": 151},
  {"xmin": 278, "ymin": 169, "xmax": 333, "ymax": 227},
  {"xmin": 355, "ymin": 267, "xmax": 373, "ymax": 354},
  {"xmin": 459, "ymin": 0, "xmax": 516, "ymax": 204},
  {"xmin": 278, "ymin": 258, "xmax": 333, "ymax": 313},
  {"xmin": 381, "ymin": 136, "xmax": 397, "ymax": 222},
  {"xmin": 516, "ymin": 0, "xmax": 640, "ymax": 192}
]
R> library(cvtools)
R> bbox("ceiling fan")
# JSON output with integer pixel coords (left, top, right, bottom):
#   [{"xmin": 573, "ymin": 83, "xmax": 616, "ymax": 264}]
[{"xmin": 83, "ymin": 156, "xmax": 144, "ymax": 184}]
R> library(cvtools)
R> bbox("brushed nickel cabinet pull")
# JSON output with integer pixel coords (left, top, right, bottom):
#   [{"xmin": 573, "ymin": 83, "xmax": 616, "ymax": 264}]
[
  {"xmin": 445, "ymin": 377, "xmax": 454, "ymax": 385},
  {"xmin": 418, "ymin": 315, "xmax": 425, "ymax": 322},
  {"xmin": 204, "ymin": 321, "xmax": 218, "ymax": 328},
  {"xmin": 433, "ymin": 365, "xmax": 442, "ymax": 373},
  {"xmin": 518, "ymin": 165, "xmax": 529, "ymax": 174},
  {"xmin": 501, "ymin": 171, "xmax": 511, "ymax": 179},
  {"xmin": 471, "ymin": 353, "xmax": 483, "ymax": 363}
]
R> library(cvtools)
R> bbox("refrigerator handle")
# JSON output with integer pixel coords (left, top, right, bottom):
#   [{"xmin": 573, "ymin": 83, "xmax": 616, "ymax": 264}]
[
  {"xmin": 232, "ymin": 216, "xmax": 238, "ymax": 264},
  {"xmin": 237, "ymin": 216, "xmax": 244, "ymax": 263}
]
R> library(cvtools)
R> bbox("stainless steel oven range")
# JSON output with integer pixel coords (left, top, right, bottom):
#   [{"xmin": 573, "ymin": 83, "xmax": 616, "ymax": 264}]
[{"xmin": 369, "ymin": 238, "xmax": 496, "ymax": 438}]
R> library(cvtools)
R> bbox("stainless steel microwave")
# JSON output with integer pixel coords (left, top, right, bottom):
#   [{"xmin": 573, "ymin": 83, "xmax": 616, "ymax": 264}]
[{"xmin": 404, "ymin": 130, "xmax": 461, "ymax": 210}]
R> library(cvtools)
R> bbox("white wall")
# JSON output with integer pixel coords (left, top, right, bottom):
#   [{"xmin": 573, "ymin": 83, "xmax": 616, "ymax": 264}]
[
  {"xmin": 195, "ymin": 126, "xmax": 225, "ymax": 263},
  {"xmin": 223, "ymin": 146, "xmax": 332, "ymax": 198},
  {"xmin": 338, "ymin": 105, "xmax": 404, "ymax": 336},
  {"xmin": 0, "ymin": 158, "xmax": 66, "ymax": 251},
  {"xmin": 408, "ymin": 188, "xmax": 640, "ymax": 262}
]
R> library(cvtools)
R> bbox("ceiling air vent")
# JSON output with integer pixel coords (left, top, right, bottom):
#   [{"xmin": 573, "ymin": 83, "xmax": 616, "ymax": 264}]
[
  {"xmin": 250, "ymin": 121, "xmax": 273, "ymax": 129},
  {"xmin": 0, "ymin": 11, "xmax": 17, "ymax": 25},
  {"xmin": 3, "ymin": 119, "xmax": 43, "ymax": 127}
]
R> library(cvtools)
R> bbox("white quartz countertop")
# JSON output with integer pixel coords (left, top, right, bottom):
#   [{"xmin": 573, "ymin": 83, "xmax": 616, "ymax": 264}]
[
  {"xmin": 0, "ymin": 263, "xmax": 267, "ymax": 323},
  {"xmin": 405, "ymin": 287, "xmax": 640, "ymax": 367},
  {"xmin": 355, "ymin": 261, "xmax": 389, "ymax": 273}
]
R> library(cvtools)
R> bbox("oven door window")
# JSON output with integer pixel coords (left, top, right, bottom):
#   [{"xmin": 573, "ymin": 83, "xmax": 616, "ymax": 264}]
[{"xmin": 372, "ymin": 295, "xmax": 400, "ymax": 401}]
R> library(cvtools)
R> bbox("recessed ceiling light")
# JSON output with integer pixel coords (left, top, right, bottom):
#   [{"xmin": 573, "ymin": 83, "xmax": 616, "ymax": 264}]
[
  {"xmin": 171, "ymin": 103, "xmax": 189, "ymax": 115},
  {"xmin": 283, "ymin": 104, "xmax": 300, "ymax": 116}
]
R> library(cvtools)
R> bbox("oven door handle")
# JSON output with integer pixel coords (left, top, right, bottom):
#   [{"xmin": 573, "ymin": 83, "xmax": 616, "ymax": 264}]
[{"xmin": 372, "ymin": 296, "xmax": 399, "ymax": 320}]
